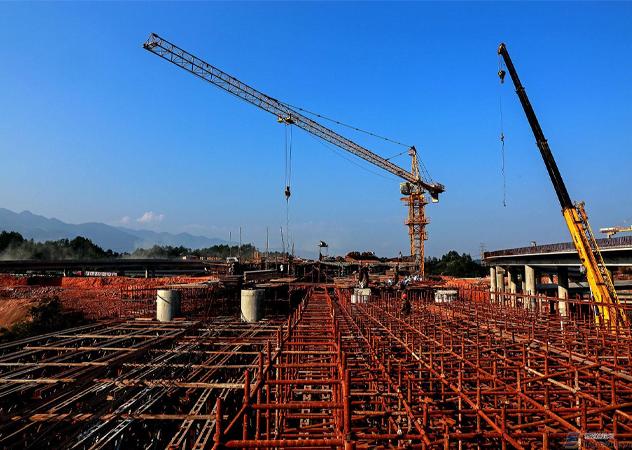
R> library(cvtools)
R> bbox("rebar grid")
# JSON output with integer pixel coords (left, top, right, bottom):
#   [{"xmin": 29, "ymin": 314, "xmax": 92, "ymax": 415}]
[
  {"xmin": 346, "ymin": 292, "xmax": 632, "ymax": 449},
  {"xmin": 0, "ymin": 314, "xmax": 289, "ymax": 449},
  {"xmin": 0, "ymin": 285, "xmax": 631, "ymax": 449}
]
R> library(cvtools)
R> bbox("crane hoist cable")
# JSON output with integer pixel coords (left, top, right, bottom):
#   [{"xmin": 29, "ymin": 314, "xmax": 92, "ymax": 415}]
[
  {"xmin": 284, "ymin": 122, "xmax": 293, "ymax": 256},
  {"xmin": 284, "ymin": 122, "xmax": 293, "ymax": 200},
  {"xmin": 498, "ymin": 54, "xmax": 507, "ymax": 207}
]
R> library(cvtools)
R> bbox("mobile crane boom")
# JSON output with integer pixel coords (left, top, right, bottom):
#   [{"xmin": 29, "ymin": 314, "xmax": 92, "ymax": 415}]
[
  {"xmin": 497, "ymin": 43, "xmax": 625, "ymax": 327},
  {"xmin": 143, "ymin": 33, "xmax": 445, "ymax": 268}
]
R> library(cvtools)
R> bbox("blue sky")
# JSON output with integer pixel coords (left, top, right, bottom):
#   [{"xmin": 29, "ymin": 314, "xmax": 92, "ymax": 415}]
[{"xmin": 1, "ymin": 1, "xmax": 631, "ymax": 258}]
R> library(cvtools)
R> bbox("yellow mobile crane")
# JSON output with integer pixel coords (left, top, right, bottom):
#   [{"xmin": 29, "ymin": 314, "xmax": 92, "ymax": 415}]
[
  {"xmin": 497, "ymin": 43, "xmax": 626, "ymax": 327},
  {"xmin": 143, "ymin": 33, "xmax": 444, "ymax": 274}
]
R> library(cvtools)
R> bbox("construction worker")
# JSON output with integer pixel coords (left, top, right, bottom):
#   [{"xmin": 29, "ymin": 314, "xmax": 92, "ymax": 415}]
[
  {"xmin": 401, "ymin": 293, "xmax": 411, "ymax": 316},
  {"xmin": 393, "ymin": 263, "xmax": 400, "ymax": 285},
  {"xmin": 359, "ymin": 263, "xmax": 370, "ymax": 288}
]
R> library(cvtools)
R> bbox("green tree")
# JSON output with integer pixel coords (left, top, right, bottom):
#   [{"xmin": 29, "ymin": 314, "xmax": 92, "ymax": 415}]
[
  {"xmin": 425, "ymin": 251, "xmax": 486, "ymax": 278},
  {"xmin": 0, "ymin": 231, "xmax": 25, "ymax": 252},
  {"xmin": 0, "ymin": 231, "xmax": 117, "ymax": 260}
]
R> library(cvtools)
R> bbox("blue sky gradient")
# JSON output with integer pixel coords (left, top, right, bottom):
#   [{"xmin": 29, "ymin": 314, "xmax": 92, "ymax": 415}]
[{"xmin": 1, "ymin": 2, "xmax": 631, "ymax": 258}]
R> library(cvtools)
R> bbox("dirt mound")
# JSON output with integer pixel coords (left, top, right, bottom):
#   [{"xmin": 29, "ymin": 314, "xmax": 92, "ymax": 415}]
[
  {"xmin": 0, "ymin": 276, "xmax": 29, "ymax": 287},
  {"xmin": 0, "ymin": 298, "xmax": 37, "ymax": 328},
  {"xmin": 0, "ymin": 275, "xmax": 217, "ymax": 328},
  {"xmin": 61, "ymin": 275, "xmax": 214, "ymax": 289}
]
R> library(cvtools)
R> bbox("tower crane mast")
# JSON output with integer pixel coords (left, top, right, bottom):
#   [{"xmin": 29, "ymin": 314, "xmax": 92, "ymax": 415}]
[
  {"xmin": 498, "ymin": 43, "xmax": 625, "ymax": 327},
  {"xmin": 143, "ymin": 33, "xmax": 444, "ymax": 272}
]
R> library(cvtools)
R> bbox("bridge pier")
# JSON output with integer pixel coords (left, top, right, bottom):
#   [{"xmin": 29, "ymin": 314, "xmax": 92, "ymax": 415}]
[
  {"xmin": 557, "ymin": 266, "xmax": 569, "ymax": 317},
  {"xmin": 490, "ymin": 266, "xmax": 497, "ymax": 301},
  {"xmin": 496, "ymin": 267, "xmax": 505, "ymax": 304},
  {"xmin": 525, "ymin": 265, "xmax": 537, "ymax": 311},
  {"xmin": 507, "ymin": 267, "xmax": 518, "ymax": 307}
]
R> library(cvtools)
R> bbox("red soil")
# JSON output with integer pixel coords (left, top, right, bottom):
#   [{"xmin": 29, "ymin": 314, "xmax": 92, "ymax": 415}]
[{"xmin": 0, "ymin": 275, "xmax": 215, "ymax": 327}]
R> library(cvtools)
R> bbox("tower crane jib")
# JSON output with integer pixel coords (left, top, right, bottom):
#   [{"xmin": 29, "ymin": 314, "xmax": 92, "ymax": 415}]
[{"xmin": 143, "ymin": 33, "xmax": 445, "ymax": 269}]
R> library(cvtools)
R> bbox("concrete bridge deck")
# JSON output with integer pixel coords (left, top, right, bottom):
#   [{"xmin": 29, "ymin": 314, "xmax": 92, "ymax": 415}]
[{"xmin": 482, "ymin": 235, "xmax": 632, "ymax": 267}]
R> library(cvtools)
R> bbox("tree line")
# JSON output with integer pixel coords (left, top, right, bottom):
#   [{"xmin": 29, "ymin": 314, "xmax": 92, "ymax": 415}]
[
  {"xmin": 424, "ymin": 251, "xmax": 486, "ymax": 278},
  {"xmin": 0, "ymin": 231, "xmax": 117, "ymax": 260},
  {"xmin": 0, "ymin": 231, "xmax": 257, "ymax": 260},
  {"xmin": 0, "ymin": 231, "xmax": 487, "ymax": 277}
]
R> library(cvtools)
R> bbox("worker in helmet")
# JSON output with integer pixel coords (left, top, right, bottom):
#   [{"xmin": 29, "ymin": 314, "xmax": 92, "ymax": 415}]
[{"xmin": 401, "ymin": 292, "xmax": 411, "ymax": 316}]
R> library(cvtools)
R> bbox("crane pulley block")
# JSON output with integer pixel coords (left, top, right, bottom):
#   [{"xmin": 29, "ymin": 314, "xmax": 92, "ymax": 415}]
[{"xmin": 278, "ymin": 116, "xmax": 295, "ymax": 125}]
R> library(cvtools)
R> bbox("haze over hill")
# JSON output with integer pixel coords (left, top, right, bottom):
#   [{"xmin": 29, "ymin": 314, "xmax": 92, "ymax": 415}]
[{"xmin": 0, "ymin": 208, "xmax": 229, "ymax": 253}]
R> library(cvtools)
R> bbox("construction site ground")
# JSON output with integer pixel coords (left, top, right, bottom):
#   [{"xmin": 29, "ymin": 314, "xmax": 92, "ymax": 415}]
[
  {"xmin": 0, "ymin": 275, "xmax": 214, "ymax": 328},
  {"xmin": 0, "ymin": 274, "xmax": 630, "ymax": 449}
]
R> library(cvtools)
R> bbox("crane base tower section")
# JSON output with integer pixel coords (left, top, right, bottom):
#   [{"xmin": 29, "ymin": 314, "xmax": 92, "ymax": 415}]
[{"xmin": 402, "ymin": 193, "xmax": 429, "ymax": 268}]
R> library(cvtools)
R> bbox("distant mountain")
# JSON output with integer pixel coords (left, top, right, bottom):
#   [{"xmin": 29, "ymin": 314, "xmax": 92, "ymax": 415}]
[
  {"xmin": 117, "ymin": 227, "xmax": 228, "ymax": 250},
  {"xmin": 0, "ymin": 208, "xmax": 228, "ymax": 253}
]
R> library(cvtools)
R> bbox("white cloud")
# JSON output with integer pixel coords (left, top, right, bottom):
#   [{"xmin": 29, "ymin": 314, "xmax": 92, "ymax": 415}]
[
  {"xmin": 137, "ymin": 211, "xmax": 165, "ymax": 223},
  {"xmin": 107, "ymin": 216, "xmax": 132, "ymax": 227}
]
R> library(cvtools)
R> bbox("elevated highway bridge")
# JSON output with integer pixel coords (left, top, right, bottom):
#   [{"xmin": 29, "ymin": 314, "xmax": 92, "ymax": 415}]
[
  {"xmin": 482, "ymin": 236, "xmax": 632, "ymax": 308},
  {"xmin": 482, "ymin": 235, "xmax": 632, "ymax": 267}
]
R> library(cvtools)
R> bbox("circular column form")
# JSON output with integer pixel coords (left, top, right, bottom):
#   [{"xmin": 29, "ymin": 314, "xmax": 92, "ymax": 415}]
[
  {"xmin": 434, "ymin": 290, "xmax": 458, "ymax": 303},
  {"xmin": 352, "ymin": 288, "xmax": 370, "ymax": 303},
  {"xmin": 157, "ymin": 290, "xmax": 181, "ymax": 321},
  {"xmin": 241, "ymin": 289, "xmax": 265, "ymax": 322}
]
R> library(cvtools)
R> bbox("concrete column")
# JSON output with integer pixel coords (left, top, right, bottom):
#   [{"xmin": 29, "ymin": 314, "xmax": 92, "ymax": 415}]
[
  {"xmin": 157, "ymin": 290, "xmax": 181, "ymax": 321},
  {"xmin": 557, "ymin": 266, "xmax": 569, "ymax": 318},
  {"xmin": 496, "ymin": 267, "xmax": 506, "ymax": 304},
  {"xmin": 508, "ymin": 268, "xmax": 518, "ymax": 294},
  {"xmin": 490, "ymin": 266, "xmax": 497, "ymax": 300},
  {"xmin": 507, "ymin": 267, "xmax": 517, "ymax": 307},
  {"xmin": 241, "ymin": 289, "xmax": 265, "ymax": 322},
  {"xmin": 525, "ymin": 265, "xmax": 537, "ymax": 311}
]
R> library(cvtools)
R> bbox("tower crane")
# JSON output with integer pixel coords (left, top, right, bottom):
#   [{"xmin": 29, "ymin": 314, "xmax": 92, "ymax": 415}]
[
  {"xmin": 497, "ymin": 43, "xmax": 626, "ymax": 327},
  {"xmin": 143, "ymin": 33, "xmax": 445, "ymax": 275},
  {"xmin": 600, "ymin": 217, "xmax": 632, "ymax": 238}
]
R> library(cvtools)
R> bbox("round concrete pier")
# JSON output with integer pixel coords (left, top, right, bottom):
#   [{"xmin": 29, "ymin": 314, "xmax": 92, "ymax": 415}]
[
  {"xmin": 241, "ymin": 289, "xmax": 265, "ymax": 322},
  {"xmin": 157, "ymin": 290, "xmax": 181, "ymax": 321}
]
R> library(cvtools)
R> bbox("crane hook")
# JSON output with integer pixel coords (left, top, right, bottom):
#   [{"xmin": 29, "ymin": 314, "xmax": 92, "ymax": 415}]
[
  {"xmin": 498, "ymin": 70, "xmax": 506, "ymax": 84},
  {"xmin": 285, "ymin": 185, "xmax": 291, "ymax": 200}
]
